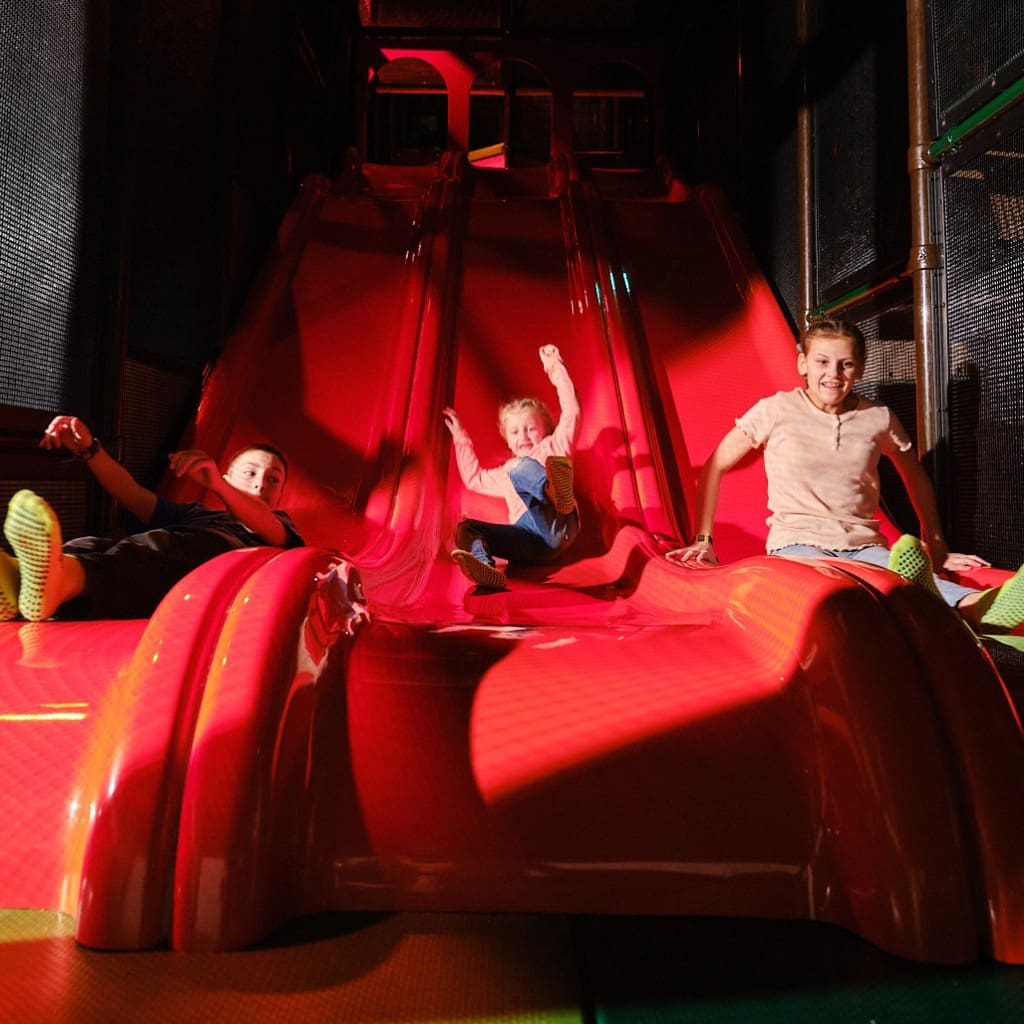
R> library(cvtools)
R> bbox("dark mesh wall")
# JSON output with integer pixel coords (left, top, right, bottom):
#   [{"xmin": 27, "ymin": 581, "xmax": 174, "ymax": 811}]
[
  {"xmin": 124, "ymin": 1, "xmax": 316, "ymax": 370},
  {"xmin": 121, "ymin": 359, "xmax": 196, "ymax": 486},
  {"xmin": 943, "ymin": 135, "xmax": 1024, "ymax": 567},
  {"xmin": 851, "ymin": 298, "xmax": 923, "ymax": 535},
  {"xmin": 930, "ymin": 0, "xmax": 1024, "ymax": 132},
  {"xmin": 767, "ymin": 134, "xmax": 800, "ymax": 323},
  {"xmin": 741, "ymin": 0, "xmax": 799, "ymax": 323},
  {"xmin": 813, "ymin": 3, "xmax": 909, "ymax": 302},
  {"xmin": 0, "ymin": 1, "xmax": 89, "ymax": 412},
  {"xmin": 123, "ymin": 1, "xmax": 228, "ymax": 368}
]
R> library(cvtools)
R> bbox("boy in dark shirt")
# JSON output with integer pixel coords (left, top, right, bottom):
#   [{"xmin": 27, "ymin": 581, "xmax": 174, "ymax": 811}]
[{"xmin": 0, "ymin": 415, "xmax": 302, "ymax": 621}]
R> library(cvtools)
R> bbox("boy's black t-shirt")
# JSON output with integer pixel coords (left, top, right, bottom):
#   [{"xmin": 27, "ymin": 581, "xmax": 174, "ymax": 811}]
[{"xmin": 147, "ymin": 496, "xmax": 304, "ymax": 549}]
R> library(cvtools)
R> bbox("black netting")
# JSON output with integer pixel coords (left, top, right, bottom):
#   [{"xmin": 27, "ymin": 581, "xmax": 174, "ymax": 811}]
[
  {"xmin": 0, "ymin": 1, "xmax": 89, "ymax": 412},
  {"xmin": 851, "ymin": 299, "xmax": 923, "ymax": 535},
  {"xmin": 122, "ymin": 359, "xmax": 195, "ymax": 486},
  {"xmin": 944, "ymin": 136, "xmax": 1024, "ymax": 568},
  {"xmin": 124, "ymin": 0, "xmax": 226, "ymax": 367},
  {"xmin": 930, "ymin": 0, "xmax": 1024, "ymax": 132},
  {"xmin": 745, "ymin": 0, "xmax": 799, "ymax": 323},
  {"xmin": 813, "ymin": 4, "xmax": 909, "ymax": 302},
  {"xmin": 767, "ymin": 131, "xmax": 800, "ymax": 323}
]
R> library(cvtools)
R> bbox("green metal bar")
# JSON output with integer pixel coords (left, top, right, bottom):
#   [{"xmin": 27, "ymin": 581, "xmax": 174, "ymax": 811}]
[
  {"xmin": 929, "ymin": 74, "xmax": 1024, "ymax": 160},
  {"xmin": 808, "ymin": 273, "xmax": 906, "ymax": 321}
]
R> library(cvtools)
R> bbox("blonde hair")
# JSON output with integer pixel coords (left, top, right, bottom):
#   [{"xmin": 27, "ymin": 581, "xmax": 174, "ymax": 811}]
[{"xmin": 498, "ymin": 398, "xmax": 555, "ymax": 438}]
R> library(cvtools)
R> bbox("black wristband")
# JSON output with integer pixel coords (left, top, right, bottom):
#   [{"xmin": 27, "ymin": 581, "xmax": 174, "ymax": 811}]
[{"xmin": 76, "ymin": 437, "xmax": 101, "ymax": 461}]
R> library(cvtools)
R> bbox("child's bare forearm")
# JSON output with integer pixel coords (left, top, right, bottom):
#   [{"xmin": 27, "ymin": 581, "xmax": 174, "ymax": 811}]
[
  {"xmin": 88, "ymin": 449, "xmax": 159, "ymax": 524},
  {"xmin": 545, "ymin": 355, "xmax": 582, "ymax": 449},
  {"xmin": 209, "ymin": 477, "xmax": 289, "ymax": 546},
  {"xmin": 40, "ymin": 415, "xmax": 157, "ymax": 523},
  {"xmin": 892, "ymin": 450, "xmax": 948, "ymax": 560}
]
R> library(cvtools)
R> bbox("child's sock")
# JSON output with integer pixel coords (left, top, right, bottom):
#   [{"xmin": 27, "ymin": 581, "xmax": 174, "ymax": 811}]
[
  {"xmin": 3, "ymin": 490, "xmax": 67, "ymax": 621},
  {"xmin": 979, "ymin": 564, "xmax": 1024, "ymax": 632},
  {"xmin": 545, "ymin": 456, "xmax": 575, "ymax": 515},
  {"xmin": 451, "ymin": 549, "xmax": 507, "ymax": 590},
  {"xmin": 0, "ymin": 550, "xmax": 19, "ymax": 621},
  {"xmin": 887, "ymin": 534, "xmax": 941, "ymax": 597}
]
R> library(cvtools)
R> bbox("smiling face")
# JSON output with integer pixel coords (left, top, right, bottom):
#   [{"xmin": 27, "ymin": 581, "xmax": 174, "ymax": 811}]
[
  {"xmin": 797, "ymin": 332, "xmax": 864, "ymax": 414},
  {"xmin": 501, "ymin": 407, "xmax": 550, "ymax": 457},
  {"xmin": 224, "ymin": 448, "xmax": 287, "ymax": 507}
]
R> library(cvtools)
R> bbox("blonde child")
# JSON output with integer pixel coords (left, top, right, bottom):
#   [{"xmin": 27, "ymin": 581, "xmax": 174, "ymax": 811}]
[
  {"xmin": 444, "ymin": 345, "xmax": 581, "ymax": 589},
  {"xmin": 668, "ymin": 319, "xmax": 1024, "ymax": 634}
]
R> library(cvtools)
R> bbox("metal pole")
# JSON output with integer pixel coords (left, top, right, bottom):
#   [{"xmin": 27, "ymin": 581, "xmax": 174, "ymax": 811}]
[
  {"xmin": 797, "ymin": 0, "xmax": 814, "ymax": 330},
  {"xmin": 906, "ymin": 0, "xmax": 943, "ymax": 465}
]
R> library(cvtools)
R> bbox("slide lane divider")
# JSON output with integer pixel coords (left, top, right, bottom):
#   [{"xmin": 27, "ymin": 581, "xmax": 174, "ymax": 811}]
[
  {"xmin": 171, "ymin": 545, "xmax": 365, "ymax": 951},
  {"xmin": 71, "ymin": 547, "xmax": 280, "ymax": 949},
  {"xmin": 356, "ymin": 154, "xmax": 466, "ymax": 605}
]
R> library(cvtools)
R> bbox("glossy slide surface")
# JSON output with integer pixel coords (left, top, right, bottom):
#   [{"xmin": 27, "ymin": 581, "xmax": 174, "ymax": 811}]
[{"xmin": 2, "ymin": 159, "xmax": 1023, "ymax": 962}]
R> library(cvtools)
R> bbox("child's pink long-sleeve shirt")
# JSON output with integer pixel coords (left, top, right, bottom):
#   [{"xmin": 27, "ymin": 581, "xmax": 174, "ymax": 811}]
[{"xmin": 451, "ymin": 359, "xmax": 581, "ymax": 524}]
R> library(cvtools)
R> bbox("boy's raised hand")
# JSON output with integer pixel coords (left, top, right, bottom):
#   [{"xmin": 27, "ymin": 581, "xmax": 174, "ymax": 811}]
[
  {"xmin": 539, "ymin": 344, "xmax": 562, "ymax": 370},
  {"xmin": 40, "ymin": 414, "xmax": 94, "ymax": 455},
  {"xmin": 168, "ymin": 449, "xmax": 219, "ymax": 490},
  {"xmin": 443, "ymin": 407, "xmax": 463, "ymax": 435}
]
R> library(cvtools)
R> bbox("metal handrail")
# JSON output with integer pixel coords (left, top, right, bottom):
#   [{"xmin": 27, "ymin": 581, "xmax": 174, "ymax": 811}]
[{"xmin": 929, "ymin": 74, "xmax": 1024, "ymax": 160}]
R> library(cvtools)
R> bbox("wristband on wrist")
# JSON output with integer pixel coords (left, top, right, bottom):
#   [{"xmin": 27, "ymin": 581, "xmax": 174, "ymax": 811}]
[
  {"xmin": 694, "ymin": 533, "xmax": 713, "ymax": 544},
  {"xmin": 76, "ymin": 437, "xmax": 101, "ymax": 461}
]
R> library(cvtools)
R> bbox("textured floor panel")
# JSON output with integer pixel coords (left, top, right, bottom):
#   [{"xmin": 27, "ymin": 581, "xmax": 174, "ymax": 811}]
[
  {"xmin": 0, "ymin": 910, "xmax": 583, "ymax": 1024},
  {"xmin": 577, "ymin": 916, "xmax": 1024, "ymax": 1024},
  {"xmin": 7, "ymin": 909, "xmax": 1024, "ymax": 1024}
]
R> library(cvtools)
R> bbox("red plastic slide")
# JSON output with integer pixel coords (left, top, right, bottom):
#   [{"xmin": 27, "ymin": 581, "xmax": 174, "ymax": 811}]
[{"xmin": 2, "ymin": 157, "xmax": 1023, "ymax": 964}]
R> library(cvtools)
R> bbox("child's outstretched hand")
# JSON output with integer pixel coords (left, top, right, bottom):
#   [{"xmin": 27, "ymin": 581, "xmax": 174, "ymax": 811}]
[
  {"xmin": 666, "ymin": 541, "xmax": 719, "ymax": 569},
  {"xmin": 443, "ymin": 407, "xmax": 463, "ymax": 436},
  {"xmin": 942, "ymin": 550, "xmax": 991, "ymax": 572},
  {"xmin": 40, "ymin": 414, "xmax": 95, "ymax": 456},
  {"xmin": 168, "ymin": 449, "xmax": 220, "ymax": 490},
  {"xmin": 539, "ymin": 344, "xmax": 562, "ymax": 371}
]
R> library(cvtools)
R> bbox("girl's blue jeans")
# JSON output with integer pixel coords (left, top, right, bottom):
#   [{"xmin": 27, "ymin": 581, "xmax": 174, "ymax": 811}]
[
  {"xmin": 771, "ymin": 543, "xmax": 976, "ymax": 607},
  {"xmin": 456, "ymin": 456, "xmax": 579, "ymax": 568}
]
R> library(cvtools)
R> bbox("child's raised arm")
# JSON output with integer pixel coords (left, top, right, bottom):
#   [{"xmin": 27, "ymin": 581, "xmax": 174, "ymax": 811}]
[
  {"xmin": 539, "ymin": 344, "xmax": 562, "ymax": 372},
  {"xmin": 538, "ymin": 345, "xmax": 581, "ymax": 453},
  {"xmin": 40, "ymin": 415, "xmax": 158, "ymax": 525}
]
